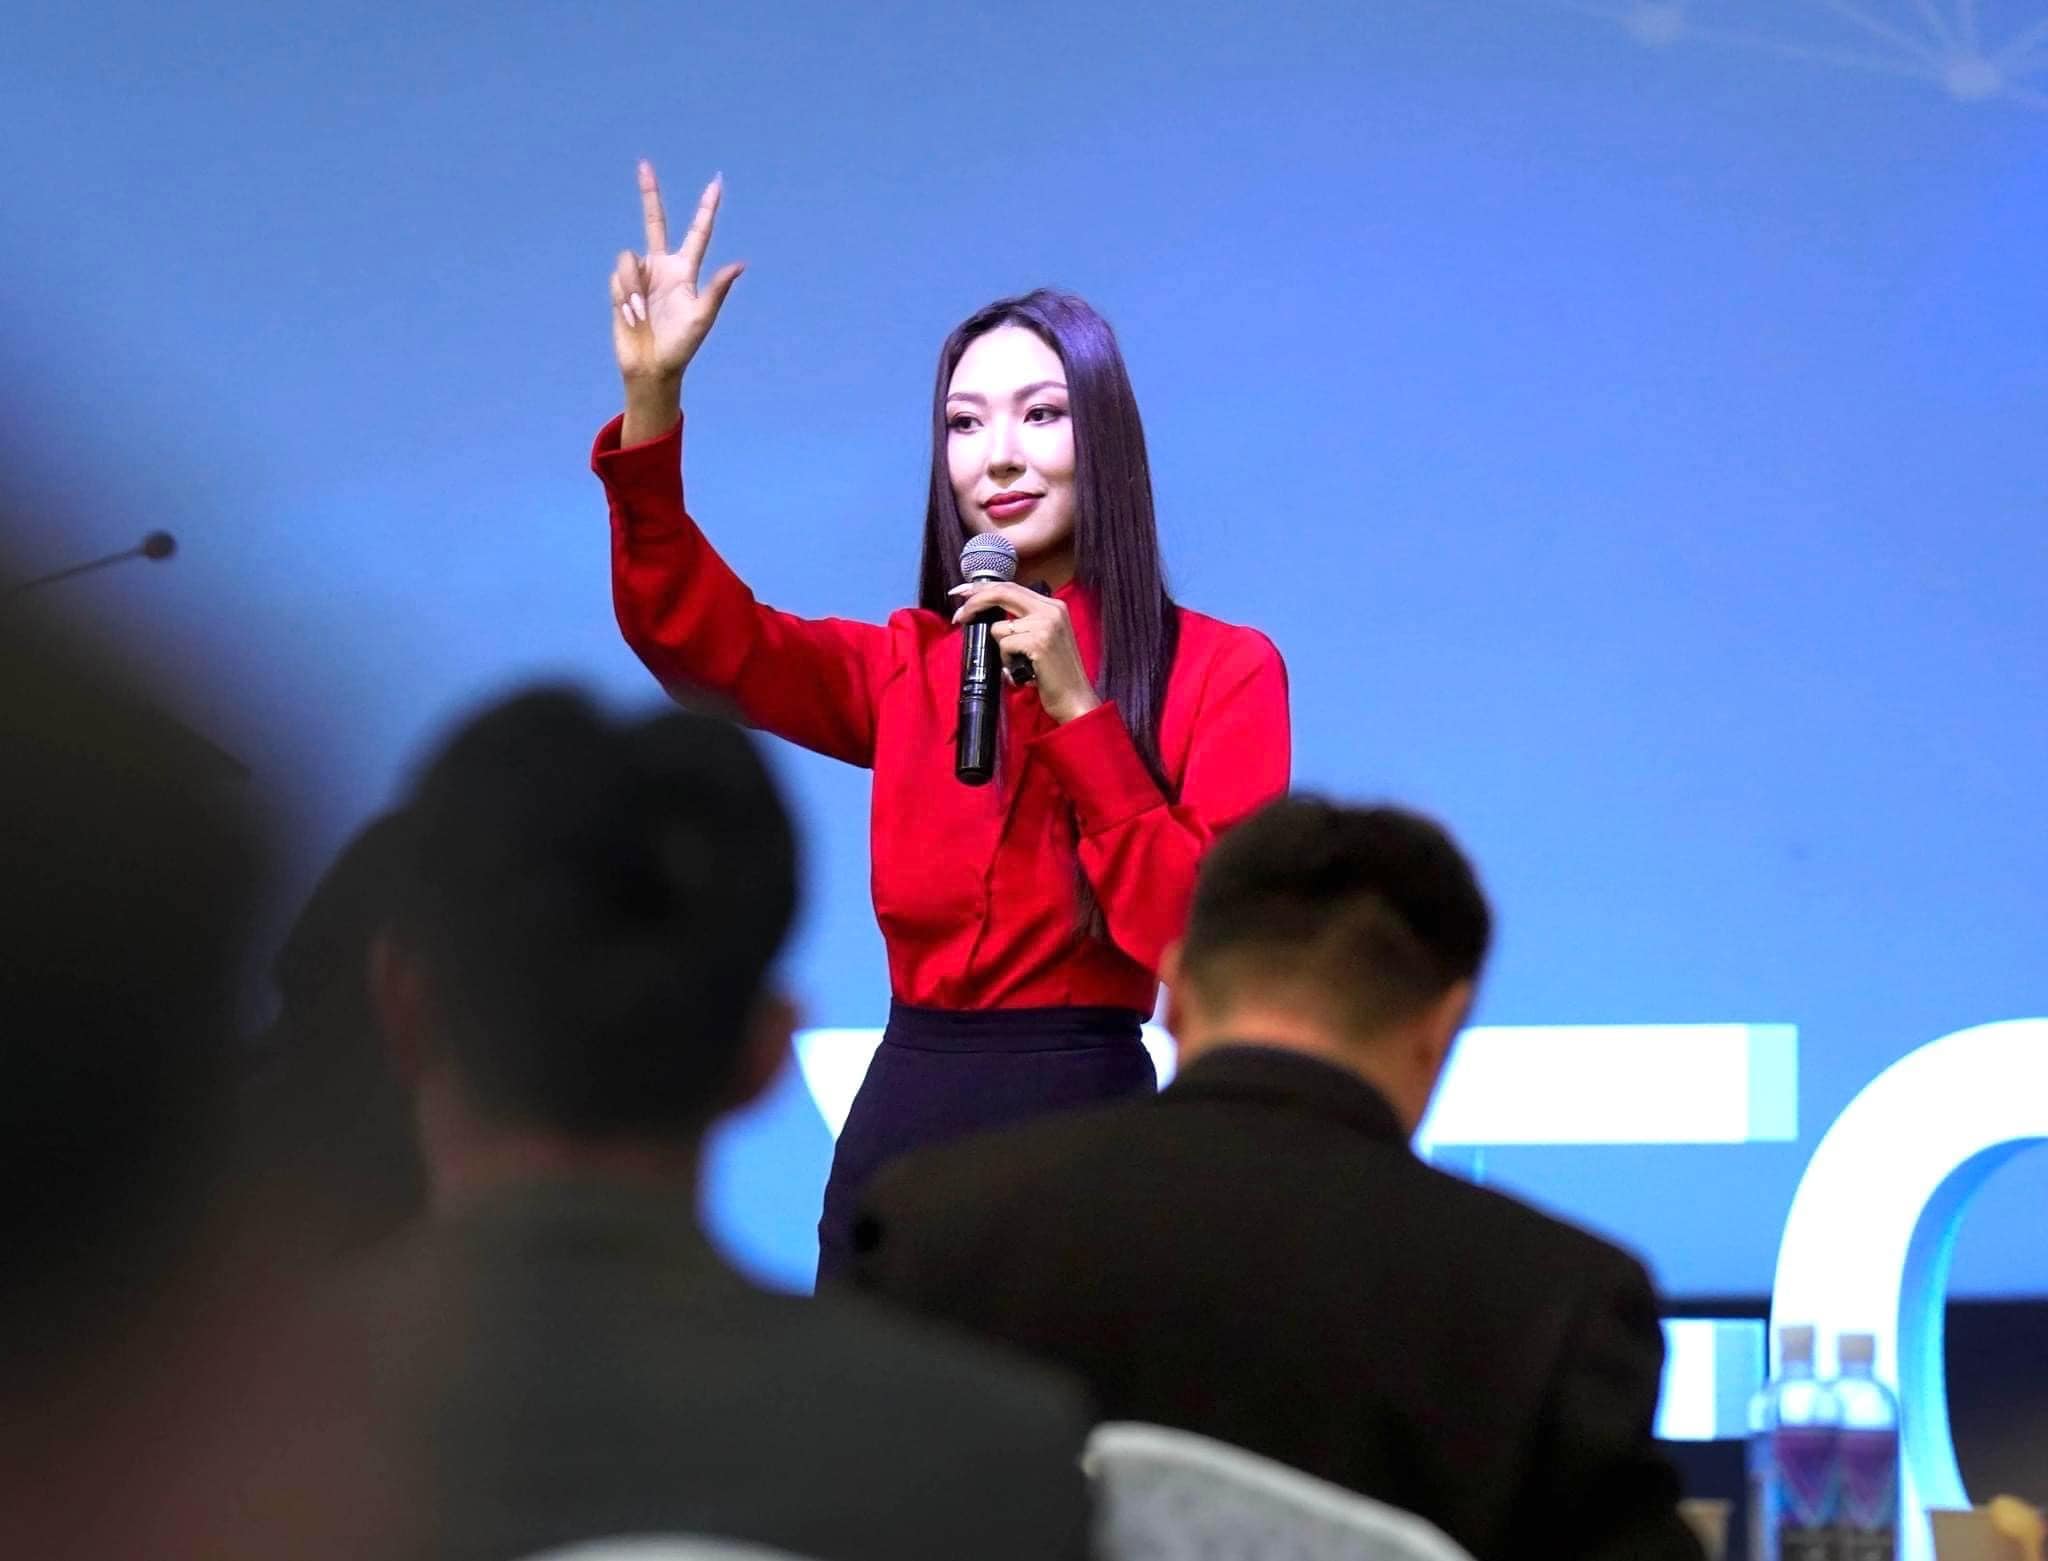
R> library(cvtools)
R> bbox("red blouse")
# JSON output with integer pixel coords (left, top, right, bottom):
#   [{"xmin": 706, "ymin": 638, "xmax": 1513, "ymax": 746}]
[{"xmin": 594, "ymin": 415, "xmax": 1290, "ymax": 1014}]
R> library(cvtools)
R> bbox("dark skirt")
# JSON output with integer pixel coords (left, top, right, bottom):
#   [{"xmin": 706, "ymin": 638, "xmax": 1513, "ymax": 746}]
[{"xmin": 815, "ymin": 1000, "xmax": 1156, "ymax": 1282}]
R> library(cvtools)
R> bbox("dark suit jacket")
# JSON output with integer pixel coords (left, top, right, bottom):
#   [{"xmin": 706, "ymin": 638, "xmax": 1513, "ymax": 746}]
[
  {"xmin": 352, "ymin": 1178, "xmax": 1093, "ymax": 1561},
  {"xmin": 849, "ymin": 1045, "xmax": 1703, "ymax": 1561}
]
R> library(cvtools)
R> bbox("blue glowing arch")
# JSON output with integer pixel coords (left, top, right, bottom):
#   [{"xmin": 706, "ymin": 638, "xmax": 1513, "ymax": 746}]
[{"xmin": 1769, "ymin": 1017, "xmax": 2048, "ymax": 1561}]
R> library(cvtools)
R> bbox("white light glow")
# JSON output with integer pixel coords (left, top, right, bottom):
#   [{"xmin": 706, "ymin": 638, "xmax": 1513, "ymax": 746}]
[
  {"xmin": 1657, "ymin": 1319, "xmax": 1766, "ymax": 1442},
  {"xmin": 1417, "ymin": 1024, "xmax": 1798, "ymax": 1151},
  {"xmin": 795, "ymin": 1021, "xmax": 1800, "ymax": 1152}
]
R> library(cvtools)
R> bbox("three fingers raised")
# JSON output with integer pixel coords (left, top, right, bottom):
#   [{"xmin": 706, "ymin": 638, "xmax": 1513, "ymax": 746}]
[{"xmin": 614, "ymin": 161, "xmax": 740, "ymax": 353}]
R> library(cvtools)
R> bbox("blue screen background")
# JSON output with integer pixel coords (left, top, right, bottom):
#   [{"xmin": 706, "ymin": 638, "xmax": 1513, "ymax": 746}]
[{"xmin": 4, "ymin": 0, "xmax": 2041, "ymax": 1297}]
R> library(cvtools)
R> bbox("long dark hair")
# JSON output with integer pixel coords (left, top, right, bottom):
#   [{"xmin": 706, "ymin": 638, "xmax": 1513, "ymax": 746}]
[{"xmin": 917, "ymin": 289, "xmax": 1181, "ymax": 795}]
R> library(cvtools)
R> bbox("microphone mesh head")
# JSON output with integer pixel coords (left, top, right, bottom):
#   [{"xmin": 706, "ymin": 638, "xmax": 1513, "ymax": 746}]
[{"xmin": 960, "ymin": 533, "xmax": 1018, "ymax": 583}]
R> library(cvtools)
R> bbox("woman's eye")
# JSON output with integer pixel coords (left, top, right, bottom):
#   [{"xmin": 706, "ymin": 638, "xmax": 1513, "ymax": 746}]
[
  {"xmin": 947, "ymin": 414, "xmax": 980, "ymax": 433},
  {"xmin": 1026, "ymin": 405, "xmax": 1066, "ymax": 424}
]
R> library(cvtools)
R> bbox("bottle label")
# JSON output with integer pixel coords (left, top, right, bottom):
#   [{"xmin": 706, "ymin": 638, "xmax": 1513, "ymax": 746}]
[
  {"xmin": 1836, "ymin": 1427, "xmax": 1898, "ymax": 1523},
  {"xmin": 1836, "ymin": 1532, "xmax": 1895, "ymax": 1561},
  {"xmin": 1780, "ymin": 1527, "xmax": 1832, "ymax": 1561},
  {"xmin": 1750, "ymin": 1425, "xmax": 1842, "ymax": 1561},
  {"xmin": 1774, "ymin": 1425, "xmax": 1838, "ymax": 1525}
]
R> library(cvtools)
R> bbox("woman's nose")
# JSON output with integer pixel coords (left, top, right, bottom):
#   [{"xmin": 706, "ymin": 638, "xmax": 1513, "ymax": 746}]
[{"xmin": 986, "ymin": 420, "xmax": 1024, "ymax": 476}]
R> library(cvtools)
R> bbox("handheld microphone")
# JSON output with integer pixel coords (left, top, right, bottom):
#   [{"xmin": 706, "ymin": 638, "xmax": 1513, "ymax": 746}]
[{"xmin": 955, "ymin": 533, "xmax": 1018, "ymax": 786}]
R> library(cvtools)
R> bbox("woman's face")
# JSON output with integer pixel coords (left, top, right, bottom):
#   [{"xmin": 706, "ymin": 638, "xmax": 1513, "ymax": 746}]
[{"xmin": 946, "ymin": 325, "xmax": 1077, "ymax": 584}]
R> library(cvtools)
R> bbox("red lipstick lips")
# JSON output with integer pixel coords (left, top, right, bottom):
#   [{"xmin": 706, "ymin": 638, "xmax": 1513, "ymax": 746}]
[{"xmin": 984, "ymin": 492, "xmax": 1041, "ymax": 520}]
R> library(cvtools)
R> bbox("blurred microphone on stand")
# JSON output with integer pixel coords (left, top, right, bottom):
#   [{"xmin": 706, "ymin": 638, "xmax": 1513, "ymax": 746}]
[
  {"xmin": 1, "ymin": 531, "xmax": 178, "ymax": 602},
  {"xmin": 0, "ymin": 529, "xmax": 249, "ymax": 779}
]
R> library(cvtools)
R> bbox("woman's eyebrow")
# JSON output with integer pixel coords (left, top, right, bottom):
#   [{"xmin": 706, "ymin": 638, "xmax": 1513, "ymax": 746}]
[{"xmin": 946, "ymin": 380, "xmax": 1070, "ymax": 405}]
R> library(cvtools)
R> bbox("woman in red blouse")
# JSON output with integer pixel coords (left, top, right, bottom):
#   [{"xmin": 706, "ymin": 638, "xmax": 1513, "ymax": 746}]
[{"xmin": 596, "ymin": 163, "xmax": 1290, "ymax": 1277}]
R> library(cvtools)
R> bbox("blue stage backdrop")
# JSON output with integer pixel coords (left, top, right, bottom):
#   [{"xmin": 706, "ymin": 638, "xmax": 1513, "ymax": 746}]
[{"xmin": 4, "ymin": 0, "xmax": 2041, "ymax": 1297}]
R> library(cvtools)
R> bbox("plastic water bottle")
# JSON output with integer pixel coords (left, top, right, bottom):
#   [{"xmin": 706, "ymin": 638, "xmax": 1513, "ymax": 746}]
[
  {"xmin": 1831, "ymin": 1332, "xmax": 1901, "ymax": 1561},
  {"xmin": 1748, "ymin": 1322, "xmax": 1841, "ymax": 1561}
]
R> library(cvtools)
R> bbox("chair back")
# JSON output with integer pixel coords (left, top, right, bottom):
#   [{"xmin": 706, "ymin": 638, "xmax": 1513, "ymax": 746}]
[{"xmin": 1085, "ymin": 1421, "xmax": 1478, "ymax": 1561}]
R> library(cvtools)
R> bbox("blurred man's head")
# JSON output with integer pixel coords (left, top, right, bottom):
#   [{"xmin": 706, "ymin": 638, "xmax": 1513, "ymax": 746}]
[
  {"xmin": 1164, "ymin": 798, "xmax": 1492, "ymax": 1132},
  {"xmin": 264, "ymin": 810, "xmax": 418, "ymax": 1064},
  {"xmin": 373, "ymin": 689, "xmax": 799, "ymax": 1206},
  {"xmin": 238, "ymin": 809, "xmax": 429, "ymax": 1255},
  {"xmin": 0, "ymin": 594, "xmax": 267, "ymax": 1389}
]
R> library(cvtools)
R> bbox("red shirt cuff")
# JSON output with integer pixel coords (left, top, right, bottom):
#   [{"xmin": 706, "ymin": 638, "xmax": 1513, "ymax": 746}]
[
  {"xmin": 591, "ymin": 413, "xmax": 688, "ymax": 534},
  {"xmin": 1031, "ymin": 702, "xmax": 1163, "ymax": 835}
]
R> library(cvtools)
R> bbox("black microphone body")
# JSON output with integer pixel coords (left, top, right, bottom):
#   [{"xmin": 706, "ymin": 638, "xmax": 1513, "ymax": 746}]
[
  {"xmin": 956, "ymin": 600, "xmax": 1004, "ymax": 786},
  {"xmin": 955, "ymin": 534, "xmax": 1020, "ymax": 786}
]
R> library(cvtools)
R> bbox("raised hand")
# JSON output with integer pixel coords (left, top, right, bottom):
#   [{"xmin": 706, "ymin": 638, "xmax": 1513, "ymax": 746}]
[{"xmin": 612, "ymin": 161, "xmax": 744, "ymax": 438}]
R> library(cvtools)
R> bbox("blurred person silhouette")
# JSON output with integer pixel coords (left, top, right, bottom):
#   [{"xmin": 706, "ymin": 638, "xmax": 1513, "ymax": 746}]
[
  {"xmin": 0, "ymin": 553, "xmax": 411, "ymax": 1557},
  {"xmin": 356, "ymin": 686, "xmax": 1093, "ymax": 1561},
  {"xmin": 235, "ymin": 808, "xmax": 430, "ymax": 1258},
  {"xmin": 852, "ymin": 797, "xmax": 1704, "ymax": 1561}
]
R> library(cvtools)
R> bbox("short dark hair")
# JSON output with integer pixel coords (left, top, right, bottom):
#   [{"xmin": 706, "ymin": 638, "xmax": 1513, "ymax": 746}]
[
  {"xmin": 389, "ymin": 688, "xmax": 798, "ymax": 1139},
  {"xmin": 1179, "ymin": 798, "xmax": 1492, "ymax": 1036}
]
